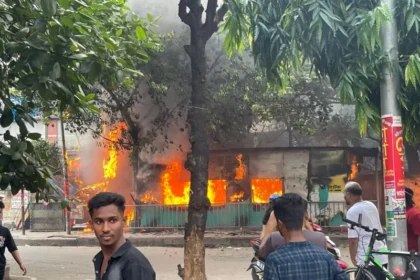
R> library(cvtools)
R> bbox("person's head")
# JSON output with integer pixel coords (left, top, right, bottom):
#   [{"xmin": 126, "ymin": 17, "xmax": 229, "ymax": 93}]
[
  {"xmin": 406, "ymin": 187, "xmax": 414, "ymax": 208},
  {"xmin": 88, "ymin": 192, "xmax": 126, "ymax": 247},
  {"xmin": 269, "ymin": 194, "xmax": 280, "ymax": 204},
  {"xmin": 0, "ymin": 201, "xmax": 4, "ymax": 219},
  {"xmin": 272, "ymin": 193, "xmax": 307, "ymax": 236},
  {"xmin": 344, "ymin": 181, "xmax": 363, "ymax": 206}
]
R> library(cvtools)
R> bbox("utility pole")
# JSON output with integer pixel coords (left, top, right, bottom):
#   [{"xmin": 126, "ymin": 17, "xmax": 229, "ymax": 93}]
[
  {"xmin": 60, "ymin": 114, "xmax": 71, "ymax": 235},
  {"xmin": 380, "ymin": 0, "xmax": 407, "ymax": 272}
]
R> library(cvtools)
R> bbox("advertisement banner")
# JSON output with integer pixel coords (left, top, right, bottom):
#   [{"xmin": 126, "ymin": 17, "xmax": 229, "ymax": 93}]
[{"xmin": 381, "ymin": 114, "xmax": 406, "ymax": 225}]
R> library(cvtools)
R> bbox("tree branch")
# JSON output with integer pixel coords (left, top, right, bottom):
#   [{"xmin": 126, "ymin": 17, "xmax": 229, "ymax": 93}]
[
  {"xmin": 106, "ymin": 90, "xmax": 139, "ymax": 136},
  {"xmin": 178, "ymin": 0, "xmax": 194, "ymax": 27},
  {"xmin": 203, "ymin": 2, "xmax": 229, "ymax": 42}
]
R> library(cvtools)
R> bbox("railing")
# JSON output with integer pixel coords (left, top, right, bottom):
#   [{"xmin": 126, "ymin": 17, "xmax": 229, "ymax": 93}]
[{"xmin": 124, "ymin": 200, "xmax": 377, "ymax": 230}]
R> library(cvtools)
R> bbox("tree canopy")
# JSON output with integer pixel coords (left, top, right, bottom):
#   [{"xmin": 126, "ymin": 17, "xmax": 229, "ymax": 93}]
[
  {"xmin": 222, "ymin": 0, "xmax": 420, "ymax": 144},
  {"xmin": 0, "ymin": 0, "xmax": 159, "ymax": 199}
]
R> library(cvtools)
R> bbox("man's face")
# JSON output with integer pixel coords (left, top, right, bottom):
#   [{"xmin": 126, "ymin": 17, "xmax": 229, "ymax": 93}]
[
  {"xmin": 90, "ymin": 204, "xmax": 125, "ymax": 247},
  {"xmin": 0, "ymin": 208, "xmax": 3, "ymax": 220},
  {"xmin": 344, "ymin": 191, "xmax": 352, "ymax": 205}
]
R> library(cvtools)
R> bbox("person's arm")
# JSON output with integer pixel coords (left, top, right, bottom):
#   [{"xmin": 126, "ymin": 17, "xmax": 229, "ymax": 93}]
[
  {"xmin": 259, "ymin": 234, "xmax": 273, "ymax": 258},
  {"xmin": 329, "ymin": 254, "xmax": 350, "ymax": 280},
  {"xmin": 346, "ymin": 210, "xmax": 359, "ymax": 266},
  {"xmin": 6, "ymin": 231, "xmax": 27, "ymax": 275},
  {"xmin": 409, "ymin": 212, "xmax": 420, "ymax": 251},
  {"xmin": 123, "ymin": 264, "xmax": 155, "ymax": 280},
  {"xmin": 260, "ymin": 211, "xmax": 277, "ymax": 241}
]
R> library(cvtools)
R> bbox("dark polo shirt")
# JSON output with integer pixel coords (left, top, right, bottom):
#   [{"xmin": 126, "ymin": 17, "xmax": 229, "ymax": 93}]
[{"xmin": 93, "ymin": 240, "xmax": 155, "ymax": 280}]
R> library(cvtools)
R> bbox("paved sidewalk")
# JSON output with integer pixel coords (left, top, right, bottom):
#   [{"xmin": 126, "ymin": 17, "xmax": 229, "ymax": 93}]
[{"xmin": 10, "ymin": 230, "xmax": 348, "ymax": 247}]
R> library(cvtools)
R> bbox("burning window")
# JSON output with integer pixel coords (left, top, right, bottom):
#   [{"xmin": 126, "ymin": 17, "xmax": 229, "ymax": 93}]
[
  {"xmin": 251, "ymin": 179, "xmax": 283, "ymax": 203},
  {"xmin": 161, "ymin": 162, "xmax": 227, "ymax": 205}
]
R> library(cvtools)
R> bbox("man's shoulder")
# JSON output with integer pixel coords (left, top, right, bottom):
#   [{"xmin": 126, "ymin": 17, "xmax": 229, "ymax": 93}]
[
  {"xmin": 407, "ymin": 207, "xmax": 420, "ymax": 218},
  {"xmin": 267, "ymin": 242, "xmax": 331, "ymax": 262},
  {"xmin": 0, "ymin": 226, "xmax": 12, "ymax": 235},
  {"xmin": 123, "ymin": 245, "xmax": 154, "ymax": 270}
]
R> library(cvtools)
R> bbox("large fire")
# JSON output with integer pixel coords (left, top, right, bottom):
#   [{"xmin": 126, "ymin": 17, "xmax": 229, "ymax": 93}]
[
  {"xmin": 65, "ymin": 123, "xmax": 136, "ymax": 229},
  {"xmin": 251, "ymin": 179, "xmax": 283, "ymax": 203},
  {"xmin": 159, "ymin": 162, "xmax": 227, "ymax": 205}
]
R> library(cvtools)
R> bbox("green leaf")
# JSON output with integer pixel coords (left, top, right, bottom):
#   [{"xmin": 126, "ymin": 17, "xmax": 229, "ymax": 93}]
[
  {"xmin": 16, "ymin": 118, "xmax": 29, "ymax": 138},
  {"xmin": 40, "ymin": 0, "xmax": 57, "ymax": 17},
  {"xmin": 27, "ymin": 133, "xmax": 42, "ymax": 140},
  {"xmin": 25, "ymin": 166, "xmax": 35, "ymax": 176},
  {"xmin": 52, "ymin": 81, "xmax": 73, "ymax": 96},
  {"xmin": 0, "ymin": 107, "xmax": 14, "ymax": 128},
  {"xmin": 57, "ymin": 0, "xmax": 70, "ymax": 9},
  {"xmin": 136, "ymin": 26, "xmax": 147, "ymax": 40},
  {"xmin": 68, "ymin": 54, "xmax": 88, "ymax": 60},
  {"xmin": 116, "ymin": 29, "xmax": 123, "ymax": 36},
  {"xmin": 15, "ymin": 27, "xmax": 30, "ymax": 40},
  {"xmin": 147, "ymin": 14, "xmax": 153, "ymax": 22},
  {"xmin": 1, "ymin": 147, "xmax": 14, "ymax": 156},
  {"xmin": 12, "ymin": 152, "xmax": 22, "ymax": 161},
  {"xmin": 50, "ymin": 62, "xmax": 61, "ymax": 80},
  {"xmin": 61, "ymin": 199, "xmax": 70, "ymax": 210}
]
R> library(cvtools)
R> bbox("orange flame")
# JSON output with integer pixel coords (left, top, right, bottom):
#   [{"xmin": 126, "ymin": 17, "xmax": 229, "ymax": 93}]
[
  {"xmin": 230, "ymin": 191, "xmax": 245, "ymax": 202},
  {"xmin": 69, "ymin": 123, "xmax": 126, "ymax": 202},
  {"xmin": 159, "ymin": 162, "xmax": 227, "ymax": 205},
  {"xmin": 140, "ymin": 191, "xmax": 159, "ymax": 204},
  {"xmin": 235, "ymin": 154, "xmax": 245, "ymax": 180},
  {"xmin": 125, "ymin": 208, "xmax": 135, "ymax": 227},
  {"xmin": 251, "ymin": 179, "xmax": 283, "ymax": 203},
  {"xmin": 348, "ymin": 156, "xmax": 359, "ymax": 180}
]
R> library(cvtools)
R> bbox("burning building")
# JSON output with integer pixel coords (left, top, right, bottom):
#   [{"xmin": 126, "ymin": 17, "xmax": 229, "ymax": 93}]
[{"xmin": 62, "ymin": 131, "xmax": 379, "ymax": 231}]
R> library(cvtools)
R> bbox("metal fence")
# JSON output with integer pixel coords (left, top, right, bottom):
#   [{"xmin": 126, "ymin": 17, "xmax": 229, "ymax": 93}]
[
  {"xmin": 30, "ymin": 203, "xmax": 65, "ymax": 232},
  {"xmin": 125, "ymin": 200, "xmax": 378, "ymax": 230}
]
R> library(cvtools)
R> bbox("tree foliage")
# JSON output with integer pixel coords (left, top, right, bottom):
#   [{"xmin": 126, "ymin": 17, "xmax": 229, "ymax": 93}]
[
  {"xmin": 33, "ymin": 139, "xmax": 63, "ymax": 176},
  {"xmin": 0, "ymin": 0, "xmax": 157, "ymax": 198},
  {"xmin": 222, "ymin": 0, "xmax": 420, "ymax": 144}
]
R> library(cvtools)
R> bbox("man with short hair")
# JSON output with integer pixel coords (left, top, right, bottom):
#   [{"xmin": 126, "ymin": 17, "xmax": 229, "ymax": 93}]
[
  {"xmin": 263, "ymin": 193, "xmax": 348, "ymax": 280},
  {"xmin": 344, "ymin": 181, "xmax": 387, "ymax": 280},
  {"xmin": 88, "ymin": 192, "xmax": 155, "ymax": 280},
  {"xmin": 406, "ymin": 187, "xmax": 420, "ymax": 251},
  {"xmin": 259, "ymin": 209, "xmax": 326, "ymax": 258},
  {"xmin": 0, "ymin": 201, "xmax": 27, "ymax": 279}
]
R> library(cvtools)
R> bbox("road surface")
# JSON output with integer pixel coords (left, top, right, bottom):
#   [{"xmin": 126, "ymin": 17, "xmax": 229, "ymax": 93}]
[{"xmin": 6, "ymin": 245, "xmax": 351, "ymax": 279}]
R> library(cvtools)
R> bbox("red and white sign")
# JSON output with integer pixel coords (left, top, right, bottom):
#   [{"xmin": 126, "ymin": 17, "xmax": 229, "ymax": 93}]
[{"xmin": 381, "ymin": 114, "xmax": 405, "ymax": 219}]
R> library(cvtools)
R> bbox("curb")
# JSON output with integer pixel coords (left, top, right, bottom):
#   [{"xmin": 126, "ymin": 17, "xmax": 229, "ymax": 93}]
[{"xmin": 14, "ymin": 235, "xmax": 349, "ymax": 248}]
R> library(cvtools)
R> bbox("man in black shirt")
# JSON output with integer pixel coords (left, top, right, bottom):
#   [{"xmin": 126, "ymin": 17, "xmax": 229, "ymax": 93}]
[
  {"xmin": 0, "ymin": 201, "xmax": 27, "ymax": 279},
  {"xmin": 88, "ymin": 192, "xmax": 155, "ymax": 280}
]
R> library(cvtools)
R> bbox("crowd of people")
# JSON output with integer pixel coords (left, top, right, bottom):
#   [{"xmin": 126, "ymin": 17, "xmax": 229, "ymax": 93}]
[
  {"xmin": 0, "ymin": 181, "xmax": 418, "ymax": 279},
  {"xmin": 259, "ymin": 182, "xmax": 420, "ymax": 280}
]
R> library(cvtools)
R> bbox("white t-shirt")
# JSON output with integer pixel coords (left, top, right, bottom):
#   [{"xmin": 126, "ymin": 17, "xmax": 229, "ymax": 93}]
[{"xmin": 346, "ymin": 200, "xmax": 388, "ymax": 265}]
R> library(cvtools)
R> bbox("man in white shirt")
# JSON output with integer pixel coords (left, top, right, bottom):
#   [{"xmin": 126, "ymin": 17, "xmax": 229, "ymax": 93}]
[{"xmin": 344, "ymin": 181, "xmax": 388, "ymax": 280}]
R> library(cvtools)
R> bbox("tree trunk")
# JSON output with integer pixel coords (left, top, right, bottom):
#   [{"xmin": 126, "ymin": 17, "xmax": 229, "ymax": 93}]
[
  {"xmin": 405, "ymin": 144, "xmax": 420, "ymax": 175},
  {"xmin": 178, "ymin": 1, "xmax": 229, "ymax": 278},
  {"xmin": 183, "ymin": 36, "xmax": 210, "ymax": 280}
]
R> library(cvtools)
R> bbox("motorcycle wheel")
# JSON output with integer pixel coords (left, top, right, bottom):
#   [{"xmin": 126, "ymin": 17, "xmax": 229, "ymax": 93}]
[{"xmin": 251, "ymin": 267, "xmax": 262, "ymax": 280}]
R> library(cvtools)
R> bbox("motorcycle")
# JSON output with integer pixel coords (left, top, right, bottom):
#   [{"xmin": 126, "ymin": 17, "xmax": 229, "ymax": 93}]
[
  {"xmin": 248, "ymin": 225, "xmax": 348, "ymax": 279},
  {"xmin": 248, "ymin": 239, "xmax": 264, "ymax": 280}
]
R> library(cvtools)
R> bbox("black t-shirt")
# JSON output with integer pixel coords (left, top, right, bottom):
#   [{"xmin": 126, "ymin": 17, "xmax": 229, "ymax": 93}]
[
  {"xmin": 93, "ymin": 240, "xmax": 155, "ymax": 280},
  {"xmin": 0, "ymin": 226, "xmax": 18, "ymax": 267}
]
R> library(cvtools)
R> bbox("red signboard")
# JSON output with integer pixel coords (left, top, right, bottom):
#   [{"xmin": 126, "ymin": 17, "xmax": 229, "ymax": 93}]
[{"xmin": 381, "ymin": 115, "xmax": 405, "ymax": 219}]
